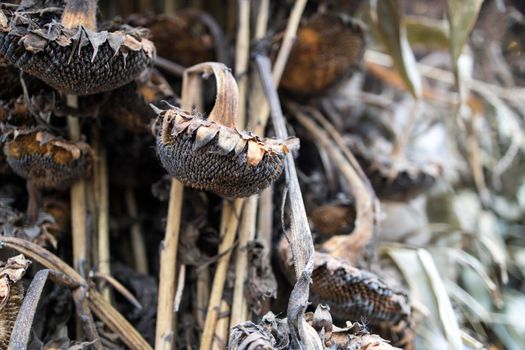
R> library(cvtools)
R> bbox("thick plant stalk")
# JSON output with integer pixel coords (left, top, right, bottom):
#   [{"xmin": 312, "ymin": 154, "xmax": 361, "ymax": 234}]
[
  {"xmin": 155, "ymin": 180, "xmax": 184, "ymax": 350},
  {"xmin": 195, "ymin": 268, "xmax": 210, "ymax": 328},
  {"xmin": 212, "ymin": 300, "xmax": 231, "ymax": 350},
  {"xmin": 93, "ymin": 130, "xmax": 111, "ymax": 301},
  {"xmin": 126, "ymin": 189, "xmax": 149, "ymax": 274},
  {"xmin": 230, "ymin": 195, "xmax": 257, "ymax": 329},
  {"xmin": 272, "ymin": 0, "xmax": 307, "ymax": 84},
  {"xmin": 235, "ymin": 0, "xmax": 250, "ymax": 126},
  {"xmin": 254, "ymin": 0, "xmax": 269, "ymax": 39},
  {"xmin": 199, "ymin": 199, "xmax": 244, "ymax": 350},
  {"xmin": 248, "ymin": 0, "xmax": 306, "ymax": 138},
  {"xmin": 67, "ymin": 96, "xmax": 88, "ymax": 275}
]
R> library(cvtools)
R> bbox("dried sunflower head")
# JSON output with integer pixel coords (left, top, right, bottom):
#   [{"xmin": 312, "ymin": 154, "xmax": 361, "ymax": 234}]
[
  {"xmin": 3, "ymin": 128, "xmax": 92, "ymax": 189},
  {"xmin": 0, "ymin": 1, "xmax": 155, "ymax": 95},
  {"xmin": 276, "ymin": 13, "xmax": 365, "ymax": 95},
  {"xmin": 127, "ymin": 9, "xmax": 218, "ymax": 67},
  {"xmin": 349, "ymin": 137, "xmax": 442, "ymax": 202},
  {"xmin": 103, "ymin": 69, "xmax": 176, "ymax": 133},
  {"xmin": 154, "ymin": 62, "xmax": 299, "ymax": 198},
  {"xmin": 155, "ymin": 107, "xmax": 297, "ymax": 198}
]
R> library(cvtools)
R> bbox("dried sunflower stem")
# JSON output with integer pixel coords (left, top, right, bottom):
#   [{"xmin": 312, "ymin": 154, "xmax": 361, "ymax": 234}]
[
  {"xmin": 254, "ymin": 0, "xmax": 269, "ymax": 39},
  {"xmin": 211, "ymin": 300, "xmax": 231, "ymax": 350},
  {"xmin": 230, "ymin": 195, "xmax": 257, "ymax": 329},
  {"xmin": 125, "ymin": 188, "xmax": 148, "ymax": 275},
  {"xmin": 93, "ymin": 128, "xmax": 111, "ymax": 302},
  {"xmin": 196, "ymin": 267, "xmax": 210, "ymax": 328},
  {"xmin": 200, "ymin": 199, "xmax": 244, "ymax": 350},
  {"xmin": 235, "ymin": 0, "xmax": 250, "ymax": 127},
  {"xmin": 249, "ymin": 0, "xmax": 306, "ymax": 137},
  {"xmin": 155, "ymin": 179, "xmax": 183, "ymax": 350},
  {"xmin": 66, "ymin": 96, "xmax": 87, "ymax": 276}
]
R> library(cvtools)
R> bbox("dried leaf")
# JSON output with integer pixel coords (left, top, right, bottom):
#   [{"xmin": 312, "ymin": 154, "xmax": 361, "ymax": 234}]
[
  {"xmin": 370, "ymin": 0, "xmax": 422, "ymax": 98},
  {"xmin": 0, "ymin": 254, "xmax": 30, "ymax": 310},
  {"xmin": 447, "ymin": 0, "xmax": 484, "ymax": 63},
  {"xmin": 405, "ymin": 16, "xmax": 449, "ymax": 51}
]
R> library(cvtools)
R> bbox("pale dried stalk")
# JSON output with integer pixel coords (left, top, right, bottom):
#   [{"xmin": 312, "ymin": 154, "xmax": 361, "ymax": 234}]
[
  {"xmin": 248, "ymin": 0, "xmax": 306, "ymax": 136},
  {"xmin": 196, "ymin": 268, "xmax": 210, "ymax": 328},
  {"xmin": 200, "ymin": 199, "xmax": 244, "ymax": 350},
  {"xmin": 93, "ymin": 130, "xmax": 111, "ymax": 302},
  {"xmin": 272, "ymin": 0, "xmax": 307, "ymax": 83},
  {"xmin": 254, "ymin": 0, "xmax": 269, "ymax": 39},
  {"xmin": 66, "ymin": 95, "xmax": 87, "ymax": 275},
  {"xmin": 174, "ymin": 264, "xmax": 186, "ymax": 312},
  {"xmin": 235, "ymin": 0, "xmax": 250, "ymax": 127},
  {"xmin": 125, "ymin": 189, "xmax": 148, "ymax": 274},
  {"xmin": 230, "ymin": 195, "xmax": 258, "ymax": 329},
  {"xmin": 155, "ymin": 180, "xmax": 184, "ymax": 350},
  {"xmin": 212, "ymin": 300, "xmax": 231, "ymax": 350}
]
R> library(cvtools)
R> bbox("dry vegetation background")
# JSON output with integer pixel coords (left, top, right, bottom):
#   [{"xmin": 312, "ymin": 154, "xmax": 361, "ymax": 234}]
[{"xmin": 1, "ymin": 0, "xmax": 525, "ymax": 349}]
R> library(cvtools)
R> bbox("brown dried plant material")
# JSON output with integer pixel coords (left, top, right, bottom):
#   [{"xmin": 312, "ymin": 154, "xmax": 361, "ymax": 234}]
[
  {"xmin": 309, "ymin": 204, "xmax": 356, "ymax": 236},
  {"xmin": 3, "ymin": 129, "xmax": 93, "ymax": 189},
  {"xmin": 0, "ymin": 254, "xmax": 29, "ymax": 349},
  {"xmin": 277, "ymin": 13, "xmax": 365, "ymax": 95},
  {"xmin": 127, "ymin": 9, "xmax": 219, "ymax": 67},
  {"xmin": 154, "ymin": 62, "xmax": 299, "ymax": 198},
  {"xmin": 0, "ymin": 4, "xmax": 155, "ymax": 95},
  {"xmin": 0, "ymin": 195, "xmax": 66, "ymax": 248}
]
